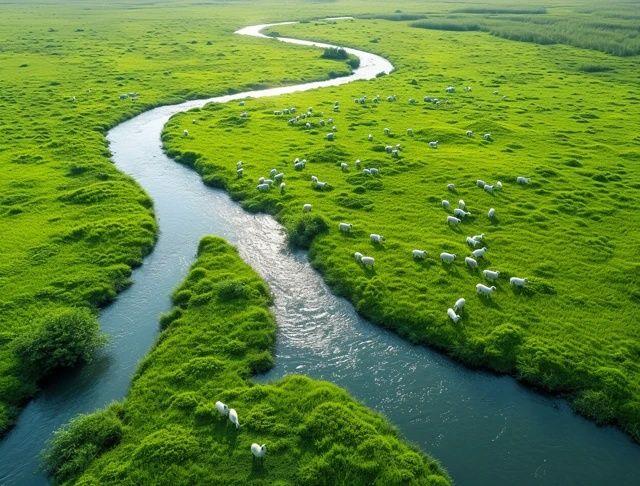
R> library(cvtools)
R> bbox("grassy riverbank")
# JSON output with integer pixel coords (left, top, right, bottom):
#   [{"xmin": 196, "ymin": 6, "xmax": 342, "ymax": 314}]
[
  {"xmin": 163, "ymin": 16, "xmax": 640, "ymax": 441},
  {"xmin": 44, "ymin": 236, "xmax": 450, "ymax": 485},
  {"xmin": 0, "ymin": 0, "xmax": 376, "ymax": 435}
]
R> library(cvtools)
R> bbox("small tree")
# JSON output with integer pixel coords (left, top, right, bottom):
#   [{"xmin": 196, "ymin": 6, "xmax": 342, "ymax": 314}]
[{"xmin": 16, "ymin": 307, "xmax": 107, "ymax": 379}]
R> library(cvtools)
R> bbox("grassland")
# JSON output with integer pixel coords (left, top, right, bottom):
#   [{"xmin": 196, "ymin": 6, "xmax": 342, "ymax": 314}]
[
  {"xmin": 163, "ymin": 17, "xmax": 640, "ymax": 441},
  {"xmin": 44, "ymin": 236, "xmax": 450, "ymax": 485},
  {"xmin": 0, "ymin": 0, "xmax": 379, "ymax": 435}
]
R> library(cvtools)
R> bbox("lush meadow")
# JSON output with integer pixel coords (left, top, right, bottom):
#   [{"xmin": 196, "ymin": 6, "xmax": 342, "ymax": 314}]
[
  {"xmin": 0, "ymin": 0, "xmax": 375, "ymax": 434},
  {"xmin": 44, "ymin": 236, "xmax": 450, "ymax": 485},
  {"xmin": 163, "ymin": 17, "xmax": 640, "ymax": 440}
]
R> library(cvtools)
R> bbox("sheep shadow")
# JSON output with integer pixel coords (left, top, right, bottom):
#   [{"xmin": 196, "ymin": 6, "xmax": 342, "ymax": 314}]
[
  {"xmin": 476, "ymin": 294, "xmax": 501, "ymax": 309},
  {"xmin": 414, "ymin": 258, "xmax": 435, "ymax": 270},
  {"xmin": 440, "ymin": 262, "xmax": 460, "ymax": 275},
  {"xmin": 249, "ymin": 459, "xmax": 268, "ymax": 479},
  {"xmin": 447, "ymin": 225, "xmax": 463, "ymax": 234}
]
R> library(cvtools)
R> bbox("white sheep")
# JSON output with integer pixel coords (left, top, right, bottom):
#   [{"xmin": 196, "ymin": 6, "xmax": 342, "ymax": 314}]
[
  {"xmin": 340, "ymin": 162, "xmax": 348, "ymax": 172},
  {"xmin": 458, "ymin": 200, "xmax": 465, "ymax": 209},
  {"xmin": 305, "ymin": 122, "xmax": 311, "ymax": 129},
  {"xmin": 483, "ymin": 184, "xmax": 494, "ymax": 193},
  {"xmin": 429, "ymin": 141, "xmax": 438, "ymax": 149},
  {"xmin": 370, "ymin": 233, "xmax": 384, "ymax": 244},
  {"xmin": 476, "ymin": 179, "xmax": 486, "ymax": 188},
  {"xmin": 263, "ymin": 179, "xmax": 274, "ymax": 186},
  {"xmin": 363, "ymin": 168, "xmax": 371, "ymax": 176},
  {"xmin": 465, "ymin": 257, "xmax": 478, "ymax": 268},
  {"xmin": 466, "ymin": 236, "xmax": 481, "ymax": 248},
  {"xmin": 294, "ymin": 161, "xmax": 306, "ymax": 170},
  {"xmin": 442, "ymin": 200, "xmax": 450, "ymax": 209},
  {"xmin": 447, "ymin": 215, "xmax": 461, "ymax": 225},
  {"xmin": 447, "ymin": 183, "xmax": 456, "ymax": 191},
  {"xmin": 215, "ymin": 401, "xmax": 229, "ymax": 416},
  {"xmin": 183, "ymin": 129, "xmax": 189, "ymax": 137},
  {"xmin": 412, "ymin": 249, "xmax": 426, "ymax": 259},
  {"xmin": 229, "ymin": 408, "xmax": 239, "ymax": 429},
  {"xmin": 355, "ymin": 159, "xmax": 361, "ymax": 168},
  {"xmin": 407, "ymin": 128, "xmax": 413, "ymax": 135},
  {"xmin": 483, "ymin": 133, "xmax": 492, "ymax": 141},
  {"xmin": 237, "ymin": 160, "xmax": 243, "ymax": 169},
  {"xmin": 251, "ymin": 443, "xmax": 266, "ymax": 460},
  {"xmin": 440, "ymin": 252, "xmax": 456, "ymax": 263},
  {"xmin": 384, "ymin": 127, "xmax": 390, "ymax": 135},
  {"xmin": 472, "ymin": 233, "xmax": 485, "ymax": 242},
  {"xmin": 447, "ymin": 308, "xmax": 461, "ymax": 323},
  {"xmin": 339, "ymin": 222, "xmax": 353, "ymax": 233},
  {"xmin": 257, "ymin": 183, "xmax": 270, "ymax": 191},
  {"xmin": 354, "ymin": 251, "xmax": 363, "ymax": 262},
  {"xmin": 476, "ymin": 283, "xmax": 496, "ymax": 296},
  {"xmin": 279, "ymin": 182, "xmax": 286, "ymax": 194},
  {"xmin": 454, "ymin": 297, "xmax": 466, "ymax": 311},
  {"xmin": 472, "ymin": 247, "xmax": 488, "ymax": 258},
  {"xmin": 368, "ymin": 134, "xmax": 373, "ymax": 141},
  {"xmin": 361, "ymin": 256, "xmax": 375, "ymax": 268},
  {"xmin": 495, "ymin": 181, "xmax": 502, "ymax": 189},
  {"xmin": 453, "ymin": 208, "xmax": 470, "ymax": 218},
  {"xmin": 310, "ymin": 175, "xmax": 318, "ymax": 183},
  {"xmin": 274, "ymin": 173, "xmax": 284, "ymax": 182},
  {"xmin": 369, "ymin": 167, "xmax": 379, "ymax": 176},
  {"xmin": 483, "ymin": 269, "xmax": 500, "ymax": 281},
  {"xmin": 259, "ymin": 176, "xmax": 265, "ymax": 184},
  {"xmin": 446, "ymin": 86, "xmax": 456, "ymax": 93},
  {"xmin": 517, "ymin": 176, "xmax": 530, "ymax": 184},
  {"xmin": 237, "ymin": 168, "xmax": 243, "ymax": 178},
  {"xmin": 488, "ymin": 208, "xmax": 496, "ymax": 219},
  {"xmin": 303, "ymin": 203, "xmax": 312, "ymax": 212},
  {"xmin": 315, "ymin": 181, "xmax": 328, "ymax": 190},
  {"xmin": 327, "ymin": 133, "xmax": 335, "ymax": 141},
  {"xmin": 466, "ymin": 130, "xmax": 473, "ymax": 137},
  {"xmin": 510, "ymin": 277, "xmax": 528, "ymax": 288}
]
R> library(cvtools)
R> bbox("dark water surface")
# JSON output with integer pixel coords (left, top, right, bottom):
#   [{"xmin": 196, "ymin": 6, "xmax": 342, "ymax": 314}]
[{"xmin": 0, "ymin": 21, "xmax": 638, "ymax": 486}]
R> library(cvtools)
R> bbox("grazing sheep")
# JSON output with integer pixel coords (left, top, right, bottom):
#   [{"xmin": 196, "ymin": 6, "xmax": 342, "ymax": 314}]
[
  {"xmin": 257, "ymin": 183, "xmax": 270, "ymax": 191},
  {"xmin": 327, "ymin": 117, "xmax": 333, "ymax": 124},
  {"xmin": 315, "ymin": 181, "xmax": 328, "ymax": 190},
  {"xmin": 332, "ymin": 125, "xmax": 338, "ymax": 132},
  {"xmin": 447, "ymin": 308, "xmax": 461, "ymax": 323},
  {"xmin": 274, "ymin": 173, "xmax": 284, "ymax": 182},
  {"xmin": 488, "ymin": 208, "xmax": 496, "ymax": 219},
  {"xmin": 472, "ymin": 233, "xmax": 485, "ymax": 242},
  {"xmin": 424, "ymin": 96, "xmax": 433, "ymax": 102},
  {"xmin": 454, "ymin": 298, "xmax": 466, "ymax": 311},
  {"xmin": 259, "ymin": 176, "xmax": 265, "ymax": 184},
  {"xmin": 483, "ymin": 269, "xmax": 500, "ymax": 281},
  {"xmin": 305, "ymin": 122, "xmax": 311, "ymax": 129},
  {"xmin": 303, "ymin": 203, "xmax": 312, "ymax": 212},
  {"xmin": 440, "ymin": 252, "xmax": 456, "ymax": 263},
  {"xmin": 294, "ymin": 161, "xmax": 306, "ymax": 170},
  {"xmin": 340, "ymin": 162, "xmax": 348, "ymax": 172},
  {"xmin": 251, "ymin": 443, "xmax": 266, "ymax": 460},
  {"xmin": 215, "ymin": 401, "xmax": 229, "ymax": 416},
  {"xmin": 510, "ymin": 277, "xmax": 528, "ymax": 287},
  {"xmin": 236, "ymin": 160, "xmax": 243, "ymax": 169},
  {"xmin": 495, "ymin": 181, "xmax": 502, "ymax": 189},
  {"xmin": 408, "ymin": 98, "xmax": 416, "ymax": 104},
  {"xmin": 407, "ymin": 128, "xmax": 414, "ymax": 135},
  {"xmin": 465, "ymin": 257, "xmax": 478, "ymax": 268},
  {"xmin": 270, "ymin": 169, "xmax": 277, "ymax": 178},
  {"xmin": 483, "ymin": 133, "xmax": 492, "ymax": 141},
  {"xmin": 517, "ymin": 176, "xmax": 530, "ymax": 184},
  {"xmin": 447, "ymin": 215, "xmax": 461, "ymax": 225},
  {"xmin": 429, "ymin": 141, "xmax": 438, "ymax": 149},
  {"xmin": 363, "ymin": 168, "xmax": 371, "ymax": 176},
  {"xmin": 464, "ymin": 86, "xmax": 472, "ymax": 92},
  {"xmin": 239, "ymin": 100, "xmax": 245, "ymax": 106},
  {"xmin": 448, "ymin": 183, "xmax": 456, "ymax": 191},
  {"xmin": 353, "ymin": 251, "xmax": 363, "ymax": 262},
  {"xmin": 229, "ymin": 409, "xmax": 239, "ymax": 429},
  {"xmin": 472, "ymin": 247, "xmax": 488, "ymax": 258},
  {"xmin": 387, "ymin": 95, "xmax": 396, "ymax": 102},
  {"xmin": 476, "ymin": 179, "xmax": 486, "ymax": 188},
  {"xmin": 339, "ymin": 223, "xmax": 353, "ymax": 233},
  {"xmin": 355, "ymin": 159, "xmax": 361, "ymax": 168},
  {"xmin": 279, "ymin": 182, "xmax": 286, "ymax": 194},
  {"xmin": 384, "ymin": 127, "xmax": 390, "ymax": 135},
  {"xmin": 476, "ymin": 283, "xmax": 497, "ymax": 296},
  {"xmin": 466, "ymin": 236, "xmax": 482, "ymax": 248},
  {"xmin": 442, "ymin": 200, "xmax": 450, "ymax": 209},
  {"xmin": 412, "ymin": 249, "xmax": 426, "ymax": 259},
  {"xmin": 483, "ymin": 184, "xmax": 494, "ymax": 193},
  {"xmin": 466, "ymin": 130, "xmax": 473, "ymax": 137},
  {"xmin": 310, "ymin": 175, "xmax": 318, "ymax": 183},
  {"xmin": 370, "ymin": 233, "xmax": 384, "ymax": 244},
  {"xmin": 237, "ymin": 168, "xmax": 243, "ymax": 178},
  {"xmin": 458, "ymin": 200, "xmax": 465, "ymax": 209},
  {"xmin": 369, "ymin": 167, "xmax": 380, "ymax": 176},
  {"xmin": 326, "ymin": 133, "xmax": 335, "ymax": 141},
  {"xmin": 453, "ymin": 208, "xmax": 470, "ymax": 218},
  {"xmin": 385, "ymin": 145, "xmax": 393, "ymax": 153},
  {"xmin": 368, "ymin": 134, "xmax": 373, "ymax": 141},
  {"xmin": 446, "ymin": 86, "xmax": 456, "ymax": 93},
  {"xmin": 183, "ymin": 129, "xmax": 189, "ymax": 137},
  {"xmin": 264, "ymin": 179, "xmax": 274, "ymax": 186},
  {"xmin": 361, "ymin": 256, "xmax": 375, "ymax": 268}
]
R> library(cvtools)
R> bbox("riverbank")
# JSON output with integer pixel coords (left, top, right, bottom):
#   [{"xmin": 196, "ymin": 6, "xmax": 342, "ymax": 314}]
[{"xmin": 45, "ymin": 236, "xmax": 450, "ymax": 484}]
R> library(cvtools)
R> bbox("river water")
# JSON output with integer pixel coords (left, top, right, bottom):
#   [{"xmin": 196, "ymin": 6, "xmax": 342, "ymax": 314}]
[{"xmin": 0, "ymin": 21, "xmax": 638, "ymax": 486}]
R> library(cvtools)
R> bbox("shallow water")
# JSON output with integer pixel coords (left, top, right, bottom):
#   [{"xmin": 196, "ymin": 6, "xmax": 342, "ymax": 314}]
[{"xmin": 0, "ymin": 20, "xmax": 638, "ymax": 486}]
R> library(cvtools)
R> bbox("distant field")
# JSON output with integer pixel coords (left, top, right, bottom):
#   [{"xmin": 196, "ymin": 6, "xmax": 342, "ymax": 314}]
[
  {"xmin": 164, "ymin": 17, "xmax": 640, "ymax": 441},
  {"xmin": 44, "ymin": 236, "xmax": 450, "ymax": 485}
]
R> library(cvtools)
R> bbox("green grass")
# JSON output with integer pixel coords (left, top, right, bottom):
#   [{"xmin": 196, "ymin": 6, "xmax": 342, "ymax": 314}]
[
  {"xmin": 162, "ymin": 17, "xmax": 640, "ymax": 442},
  {"xmin": 0, "ymin": 0, "xmax": 377, "ymax": 435},
  {"xmin": 44, "ymin": 236, "xmax": 451, "ymax": 485}
]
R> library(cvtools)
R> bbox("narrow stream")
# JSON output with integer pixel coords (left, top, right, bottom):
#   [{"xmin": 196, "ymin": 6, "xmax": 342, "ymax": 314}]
[{"xmin": 0, "ymin": 20, "xmax": 638, "ymax": 486}]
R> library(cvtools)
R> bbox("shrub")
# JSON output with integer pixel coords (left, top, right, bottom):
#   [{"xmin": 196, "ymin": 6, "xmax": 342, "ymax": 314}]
[
  {"xmin": 286, "ymin": 214, "xmax": 329, "ymax": 249},
  {"xmin": 216, "ymin": 280, "xmax": 253, "ymax": 301},
  {"xmin": 42, "ymin": 408, "xmax": 123, "ymax": 482},
  {"xmin": 16, "ymin": 308, "xmax": 107, "ymax": 379},
  {"xmin": 321, "ymin": 47, "xmax": 348, "ymax": 60}
]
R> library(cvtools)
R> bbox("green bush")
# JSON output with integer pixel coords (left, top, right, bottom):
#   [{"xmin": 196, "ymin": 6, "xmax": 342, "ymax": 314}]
[
  {"xmin": 15, "ymin": 308, "xmax": 107, "ymax": 379},
  {"xmin": 42, "ymin": 407, "xmax": 123, "ymax": 483},
  {"xmin": 321, "ymin": 47, "xmax": 348, "ymax": 60},
  {"xmin": 286, "ymin": 214, "xmax": 329, "ymax": 249}
]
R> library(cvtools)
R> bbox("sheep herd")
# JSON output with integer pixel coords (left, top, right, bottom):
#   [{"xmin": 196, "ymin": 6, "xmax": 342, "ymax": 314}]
[{"xmin": 215, "ymin": 400, "xmax": 266, "ymax": 462}]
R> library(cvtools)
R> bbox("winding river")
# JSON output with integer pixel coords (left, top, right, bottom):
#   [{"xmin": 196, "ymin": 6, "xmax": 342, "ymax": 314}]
[{"xmin": 1, "ymin": 20, "xmax": 639, "ymax": 486}]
